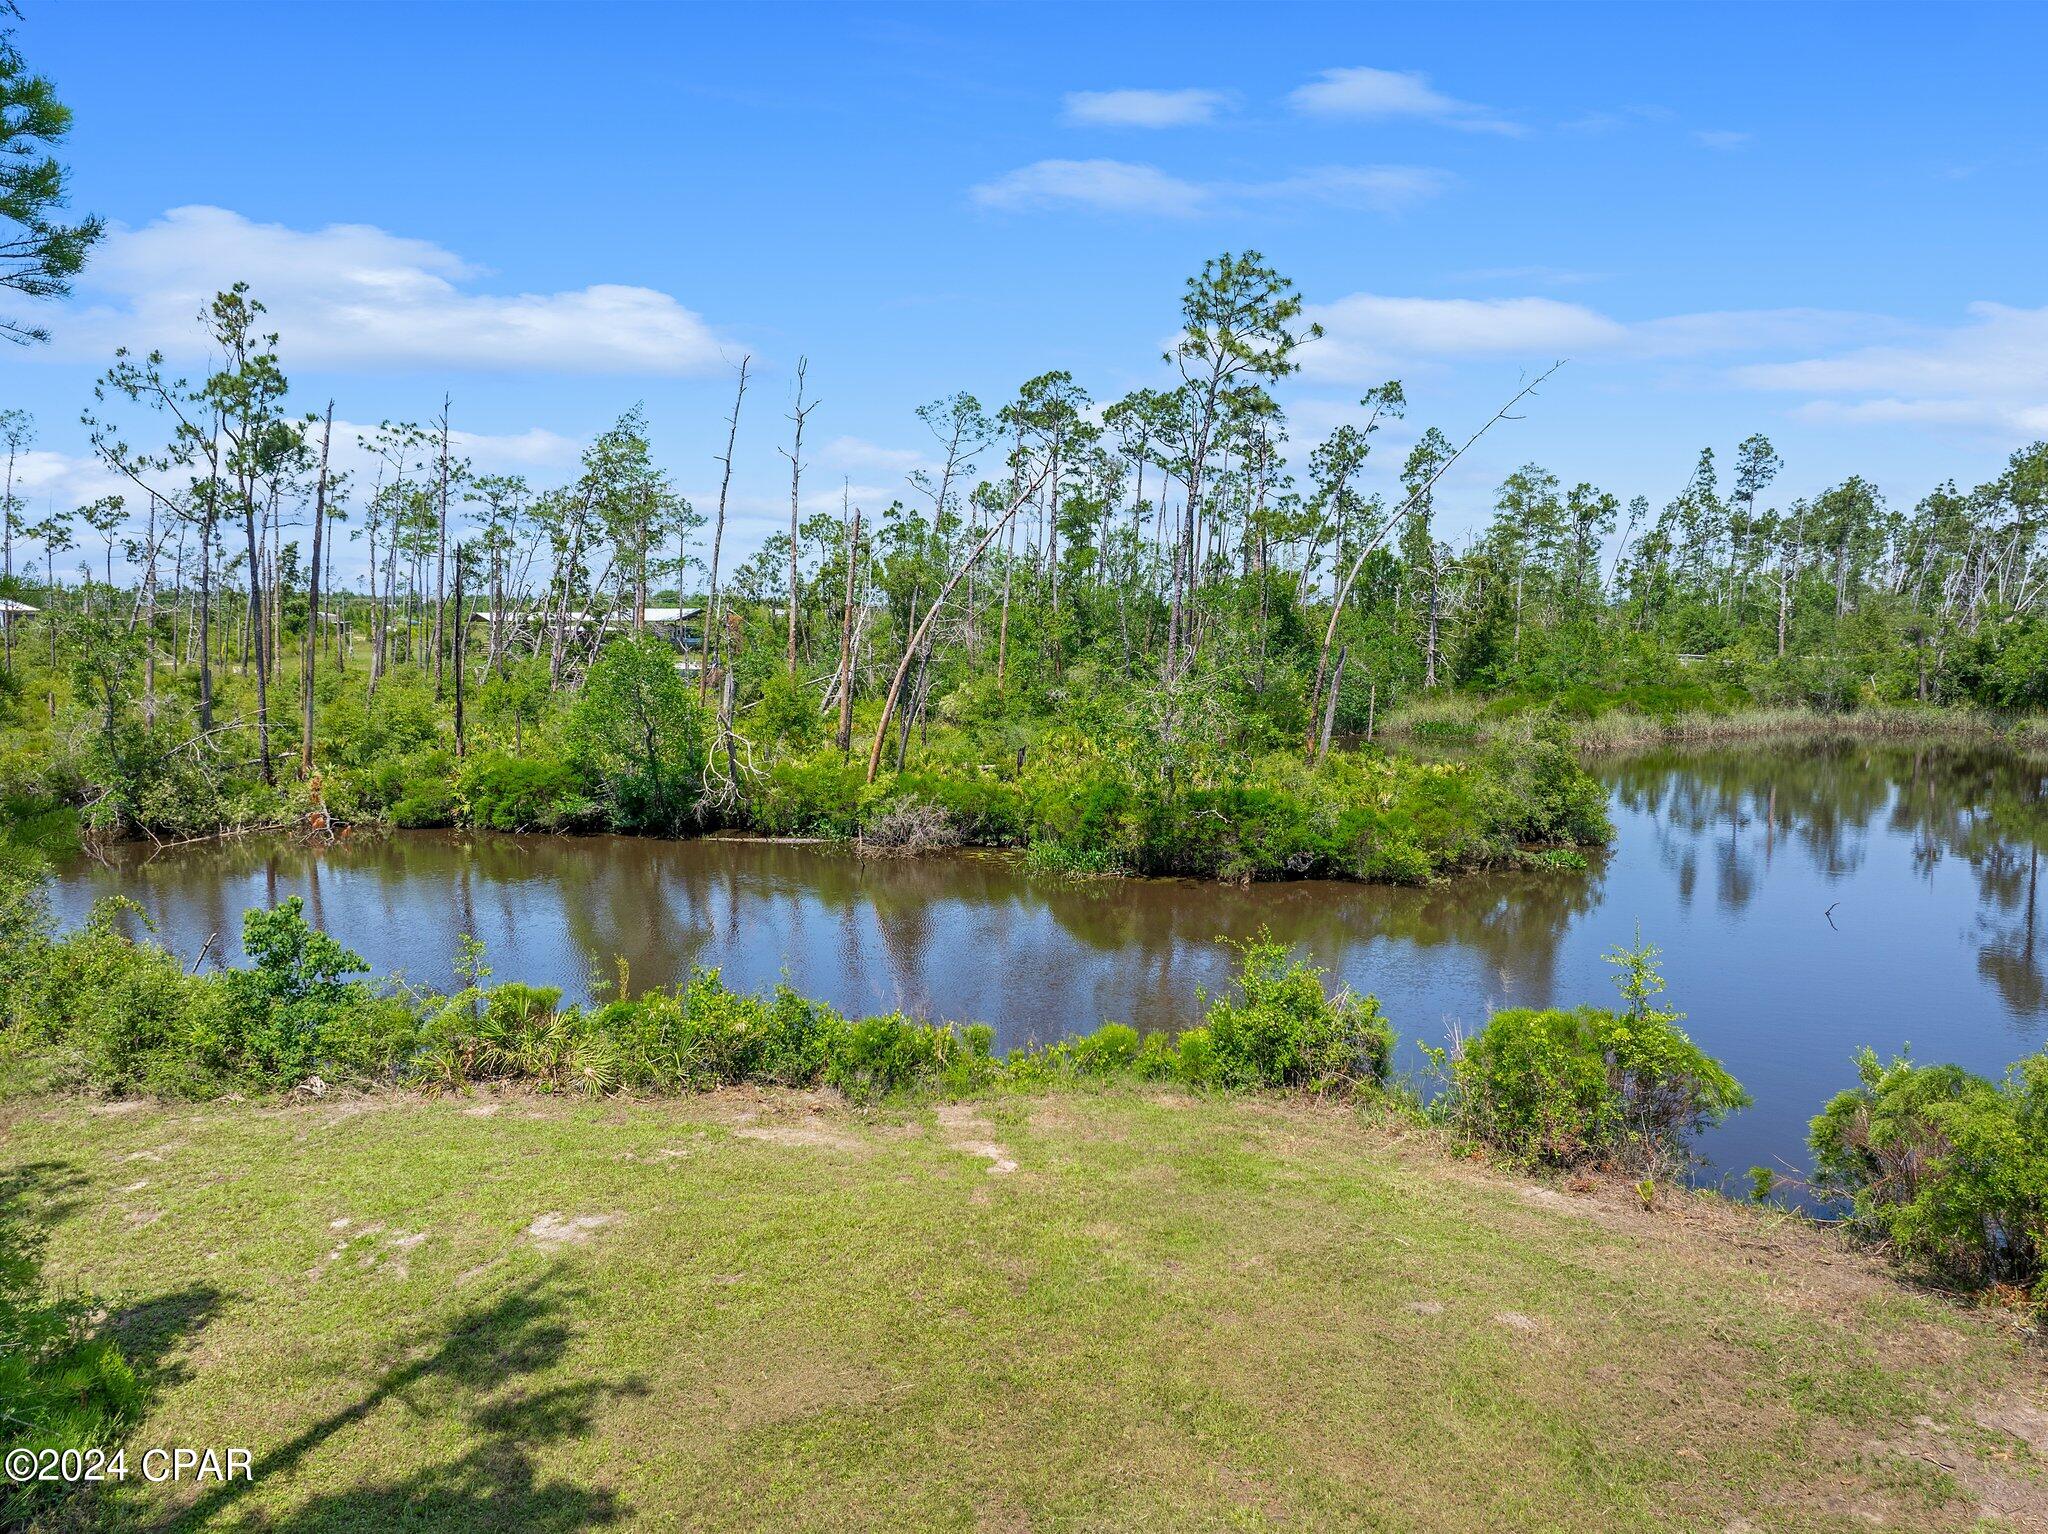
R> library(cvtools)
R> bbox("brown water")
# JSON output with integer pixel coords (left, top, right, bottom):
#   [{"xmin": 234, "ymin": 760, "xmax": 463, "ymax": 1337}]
[{"xmin": 50, "ymin": 741, "xmax": 2047, "ymax": 1183}]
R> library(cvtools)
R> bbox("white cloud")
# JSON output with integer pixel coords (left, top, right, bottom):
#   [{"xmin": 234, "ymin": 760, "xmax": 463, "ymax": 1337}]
[
  {"xmin": 1063, "ymin": 88, "xmax": 1234, "ymax": 128},
  {"xmin": 1692, "ymin": 129, "xmax": 1753, "ymax": 150},
  {"xmin": 970, "ymin": 159, "xmax": 1448, "ymax": 217},
  {"xmin": 323, "ymin": 419, "xmax": 584, "ymax": 472},
  {"xmin": 5, "ymin": 420, "xmax": 587, "ymax": 533},
  {"xmin": 819, "ymin": 434, "xmax": 931, "ymax": 474},
  {"xmin": 1288, "ymin": 66, "xmax": 1522, "ymax": 135},
  {"xmin": 1300, "ymin": 292, "xmax": 1888, "ymax": 380},
  {"xmin": 37, "ymin": 205, "xmax": 734, "ymax": 375},
  {"xmin": 1793, "ymin": 397, "xmax": 2048, "ymax": 436},
  {"xmin": 449, "ymin": 426, "xmax": 584, "ymax": 468},
  {"xmin": 704, "ymin": 484, "xmax": 905, "ymax": 527},
  {"xmin": 1247, "ymin": 165, "xmax": 1451, "ymax": 209},
  {"xmin": 970, "ymin": 160, "xmax": 1210, "ymax": 216},
  {"xmin": 1301, "ymin": 295, "xmax": 1624, "ymax": 377},
  {"xmin": 6, "ymin": 449, "xmax": 130, "ymax": 513},
  {"xmin": 1301, "ymin": 289, "xmax": 2045, "ymax": 442},
  {"xmin": 1737, "ymin": 302, "xmax": 2048, "ymax": 435}
]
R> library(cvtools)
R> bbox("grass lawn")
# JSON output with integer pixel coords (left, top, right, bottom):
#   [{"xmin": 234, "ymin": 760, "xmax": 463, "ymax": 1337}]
[{"xmin": 6, "ymin": 1086, "xmax": 2047, "ymax": 1532}]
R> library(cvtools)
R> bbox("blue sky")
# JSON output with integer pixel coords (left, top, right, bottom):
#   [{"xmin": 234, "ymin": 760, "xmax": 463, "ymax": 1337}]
[{"xmin": 8, "ymin": 0, "xmax": 2046, "ymax": 573}]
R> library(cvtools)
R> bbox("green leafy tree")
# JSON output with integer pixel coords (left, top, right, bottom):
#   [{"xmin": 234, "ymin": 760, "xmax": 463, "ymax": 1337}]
[
  {"xmin": 220, "ymin": 896, "xmax": 371, "ymax": 1081},
  {"xmin": 570, "ymin": 636, "xmax": 708, "ymax": 833},
  {"xmin": 0, "ymin": 8, "xmax": 102, "ymax": 343}
]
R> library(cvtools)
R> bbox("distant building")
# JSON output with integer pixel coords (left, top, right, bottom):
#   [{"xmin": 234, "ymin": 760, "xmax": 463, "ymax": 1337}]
[{"xmin": 467, "ymin": 605, "xmax": 705, "ymax": 648}]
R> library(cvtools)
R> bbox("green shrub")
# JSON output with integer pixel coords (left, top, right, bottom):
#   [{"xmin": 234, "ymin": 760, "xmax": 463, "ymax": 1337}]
[
  {"xmin": 1022, "ymin": 837, "xmax": 1127, "ymax": 876},
  {"xmin": 458, "ymin": 752, "xmax": 595, "ymax": 832},
  {"xmin": 827, "ymin": 1011, "xmax": 960, "ymax": 1100},
  {"xmin": 753, "ymin": 754, "xmax": 867, "ymax": 837},
  {"xmin": 213, "ymin": 898, "xmax": 377, "ymax": 1084},
  {"xmin": 1810, "ymin": 1049, "xmax": 2048, "ymax": 1298},
  {"xmin": 391, "ymin": 776, "xmax": 458, "ymax": 829},
  {"xmin": 1202, "ymin": 938, "xmax": 1393, "ymax": 1091},
  {"xmin": 1072, "ymin": 1021, "xmax": 1141, "ymax": 1076},
  {"xmin": 1174, "ymin": 1027, "xmax": 1216, "ymax": 1085},
  {"xmin": 1441, "ymin": 938, "xmax": 1746, "ymax": 1170},
  {"xmin": 752, "ymin": 669, "xmax": 823, "ymax": 750},
  {"xmin": 1479, "ymin": 717, "xmax": 1613, "ymax": 846}
]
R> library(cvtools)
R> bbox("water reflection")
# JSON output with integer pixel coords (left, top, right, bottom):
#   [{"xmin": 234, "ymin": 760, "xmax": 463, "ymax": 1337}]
[
  {"xmin": 50, "ymin": 740, "xmax": 2047, "ymax": 1177},
  {"xmin": 1606, "ymin": 742, "xmax": 2048, "ymax": 1019}
]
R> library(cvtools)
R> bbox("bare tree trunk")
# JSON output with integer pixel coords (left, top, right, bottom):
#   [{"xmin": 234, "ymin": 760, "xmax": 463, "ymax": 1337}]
[
  {"xmin": 452, "ymin": 541, "xmax": 467, "ymax": 757},
  {"xmin": 1305, "ymin": 365, "xmax": 1560, "ymax": 750},
  {"xmin": 1, "ymin": 435, "xmax": 14, "ymax": 674},
  {"xmin": 243, "ymin": 482, "xmax": 273, "ymax": 785},
  {"xmin": 301, "ymin": 402, "xmax": 333, "ymax": 775},
  {"xmin": 197, "ymin": 462, "xmax": 219, "ymax": 730},
  {"xmin": 701, "ymin": 355, "xmax": 748, "ymax": 705},
  {"xmin": 1315, "ymin": 644, "xmax": 1348, "ymax": 764},
  {"xmin": 835, "ymin": 498, "xmax": 861, "ymax": 758},
  {"xmin": 867, "ymin": 462, "xmax": 1049, "ymax": 783},
  {"xmin": 781, "ymin": 357, "xmax": 814, "ymax": 671},
  {"xmin": 995, "ymin": 425, "xmax": 1022, "ymax": 692},
  {"xmin": 1423, "ymin": 559, "xmax": 1441, "ymax": 690},
  {"xmin": 434, "ymin": 397, "xmax": 451, "ymax": 699},
  {"xmin": 142, "ymin": 494, "xmax": 159, "ymax": 726}
]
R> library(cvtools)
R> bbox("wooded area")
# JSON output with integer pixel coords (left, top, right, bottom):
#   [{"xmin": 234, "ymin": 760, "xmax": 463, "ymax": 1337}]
[{"xmin": 0, "ymin": 244, "xmax": 2043, "ymax": 873}]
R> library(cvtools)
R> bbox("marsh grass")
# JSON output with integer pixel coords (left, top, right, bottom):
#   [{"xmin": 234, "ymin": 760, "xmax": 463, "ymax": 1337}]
[{"xmin": 1382, "ymin": 695, "xmax": 2042, "ymax": 754}]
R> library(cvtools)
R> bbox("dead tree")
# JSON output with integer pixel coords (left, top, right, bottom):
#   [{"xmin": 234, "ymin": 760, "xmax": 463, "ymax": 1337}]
[
  {"xmin": 701, "ymin": 354, "xmax": 749, "ymax": 704},
  {"xmin": 834, "ymin": 489, "xmax": 861, "ymax": 757},
  {"xmin": 300, "ymin": 401, "xmax": 333, "ymax": 775},
  {"xmin": 780, "ymin": 358, "xmax": 816, "ymax": 672},
  {"xmin": 866, "ymin": 460, "xmax": 1050, "ymax": 784},
  {"xmin": 1304, "ymin": 364, "xmax": 1562, "ymax": 753}
]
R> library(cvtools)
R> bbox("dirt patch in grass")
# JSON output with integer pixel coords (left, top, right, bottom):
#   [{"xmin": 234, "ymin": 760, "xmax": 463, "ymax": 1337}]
[
  {"xmin": 733, "ymin": 1121, "xmax": 868, "ymax": 1152},
  {"xmin": 1877, "ymin": 1409, "xmax": 2048, "ymax": 1528},
  {"xmin": 523, "ymin": 1211, "xmax": 615, "ymax": 1247},
  {"xmin": 935, "ymin": 1102, "xmax": 1017, "ymax": 1175}
]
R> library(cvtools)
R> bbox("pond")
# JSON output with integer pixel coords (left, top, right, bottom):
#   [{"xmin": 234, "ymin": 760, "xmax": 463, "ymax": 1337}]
[{"xmin": 49, "ymin": 741, "xmax": 2047, "ymax": 1186}]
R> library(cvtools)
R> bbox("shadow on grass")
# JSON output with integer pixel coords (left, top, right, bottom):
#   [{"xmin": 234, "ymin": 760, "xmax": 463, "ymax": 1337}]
[
  {"xmin": 2, "ymin": 1160, "xmax": 222, "ymax": 1533},
  {"xmin": 165, "ymin": 1273, "xmax": 642, "ymax": 1533},
  {"xmin": 1, "ymin": 1155, "xmax": 91, "ymax": 1223}
]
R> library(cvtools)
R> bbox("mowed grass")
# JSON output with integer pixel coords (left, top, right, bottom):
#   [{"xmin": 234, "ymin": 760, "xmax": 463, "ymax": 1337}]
[{"xmin": 7, "ymin": 1087, "xmax": 2047, "ymax": 1533}]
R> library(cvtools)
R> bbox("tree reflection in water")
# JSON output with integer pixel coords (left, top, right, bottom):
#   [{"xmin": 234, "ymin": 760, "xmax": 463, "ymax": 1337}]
[{"xmin": 1607, "ymin": 742, "xmax": 2047, "ymax": 1019}]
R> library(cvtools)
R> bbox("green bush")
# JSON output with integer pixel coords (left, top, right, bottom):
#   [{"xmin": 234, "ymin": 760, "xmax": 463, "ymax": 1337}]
[
  {"xmin": 1072, "ymin": 1021, "xmax": 1141, "ymax": 1076},
  {"xmin": 1810, "ymin": 1049, "xmax": 2048, "ymax": 1299},
  {"xmin": 391, "ymin": 777, "xmax": 458, "ymax": 829},
  {"xmin": 458, "ymin": 752, "xmax": 595, "ymax": 832},
  {"xmin": 752, "ymin": 754, "xmax": 868, "ymax": 838},
  {"xmin": 213, "ymin": 898, "xmax": 375, "ymax": 1084},
  {"xmin": 1441, "ymin": 938, "xmax": 1746, "ymax": 1170},
  {"xmin": 3, "ymin": 873, "xmax": 1421, "ymax": 1106},
  {"xmin": 827, "ymin": 1011, "xmax": 963, "ymax": 1100},
  {"xmin": 1202, "ymin": 938, "xmax": 1393, "ymax": 1090},
  {"xmin": 752, "ymin": 669, "xmax": 824, "ymax": 750},
  {"xmin": 1479, "ymin": 717, "xmax": 1614, "ymax": 845}
]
